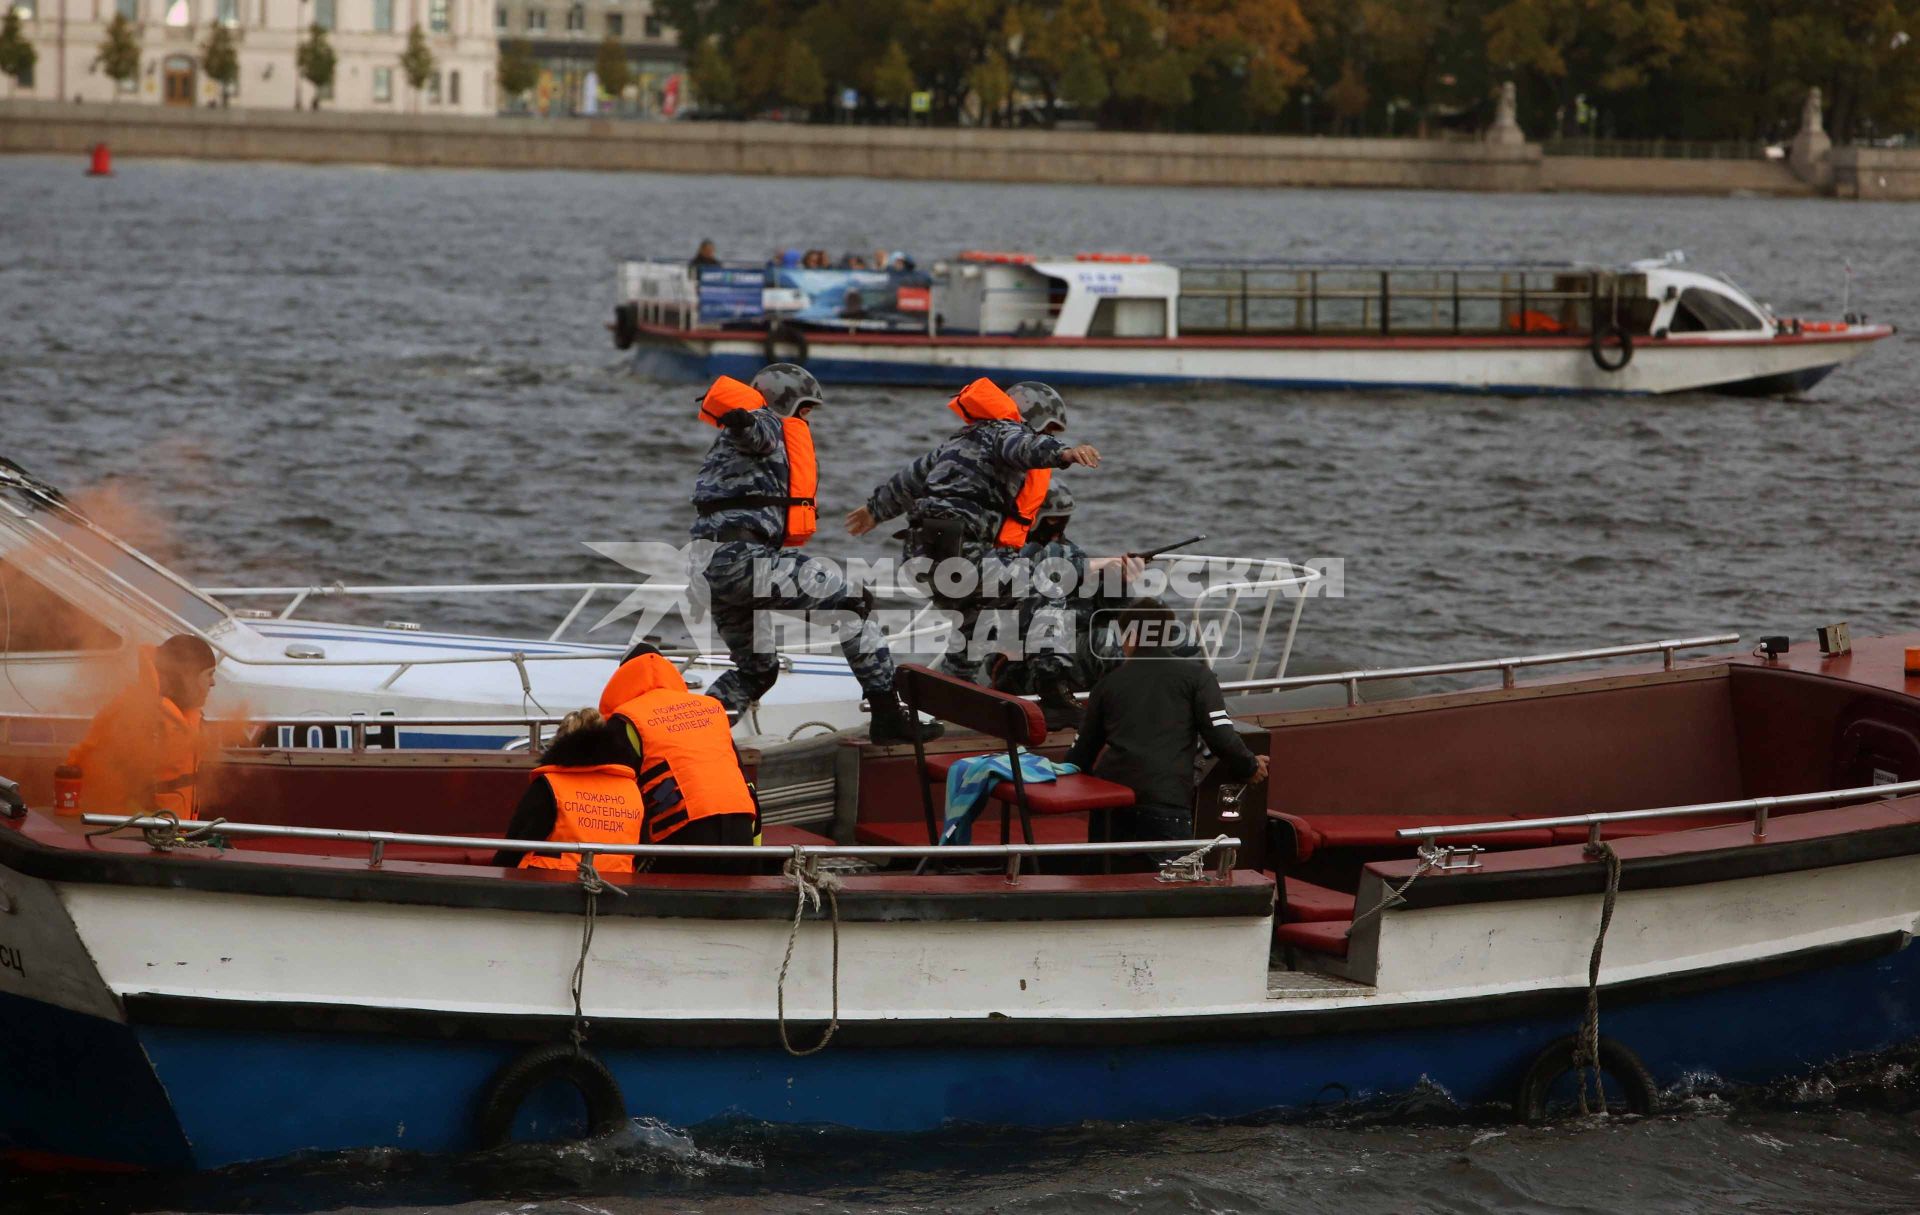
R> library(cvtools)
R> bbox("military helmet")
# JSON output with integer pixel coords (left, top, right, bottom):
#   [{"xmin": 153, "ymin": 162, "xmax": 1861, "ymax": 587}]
[
  {"xmin": 1035, "ymin": 482, "xmax": 1075, "ymax": 522},
  {"xmin": 1008, "ymin": 382, "xmax": 1067, "ymax": 435},
  {"xmin": 751, "ymin": 363, "xmax": 825, "ymax": 417}
]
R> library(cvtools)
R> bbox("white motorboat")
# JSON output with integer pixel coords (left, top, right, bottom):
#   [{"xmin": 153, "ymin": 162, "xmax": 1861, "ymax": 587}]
[{"xmin": 613, "ymin": 251, "xmax": 1892, "ymax": 397}]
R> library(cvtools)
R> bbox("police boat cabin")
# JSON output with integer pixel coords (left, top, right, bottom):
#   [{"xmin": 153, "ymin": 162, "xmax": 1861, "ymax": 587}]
[
  {"xmin": 11, "ymin": 622, "xmax": 1920, "ymax": 1169},
  {"xmin": 613, "ymin": 251, "xmax": 1891, "ymax": 397}
]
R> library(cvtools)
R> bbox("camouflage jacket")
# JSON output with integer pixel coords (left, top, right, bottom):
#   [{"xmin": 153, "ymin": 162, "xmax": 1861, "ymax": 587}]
[
  {"xmin": 689, "ymin": 408, "xmax": 801, "ymax": 546},
  {"xmin": 866, "ymin": 420, "xmax": 1067, "ymax": 539}
]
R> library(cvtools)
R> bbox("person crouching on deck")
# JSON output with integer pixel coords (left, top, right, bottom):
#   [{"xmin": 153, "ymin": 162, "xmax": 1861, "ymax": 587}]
[
  {"xmin": 495, "ymin": 642, "xmax": 760, "ymax": 875},
  {"xmin": 63, "ymin": 634, "xmax": 223, "ymax": 820}
]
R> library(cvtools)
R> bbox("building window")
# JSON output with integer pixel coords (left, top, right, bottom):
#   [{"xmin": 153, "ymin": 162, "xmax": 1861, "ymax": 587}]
[
  {"xmin": 12, "ymin": 55, "xmax": 29, "ymax": 86},
  {"xmin": 524, "ymin": 6, "xmax": 543, "ymax": 29},
  {"xmin": 603, "ymin": 9, "xmax": 619, "ymax": 34},
  {"xmin": 493, "ymin": 3, "xmax": 505, "ymax": 28},
  {"xmin": 563, "ymin": 3, "xmax": 580, "ymax": 29},
  {"xmin": 448, "ymin": 68, "xmax": 459, "ymax": 104},
  {"xmin": 316, "ymin": 79, "xmax": 333, "ymax": 101},
  {"xmin": 10, "ymin": 0, "xmax": 34, "ymax": 18},
  {"xmin": 427, "ymin": 0, "xmax": 445, "ymax": 29},
  {"xmin": 312, "ymin": 0, "xmax": 332, "ymax": 28},
  {"xmin": 372, "ymin": 0, "xmax": 392, "ymax": 29},
  {"xmin": 643, "ymin": 13, "xmax": 659, "ymax": 36},
  {"xmin": 116, "ymin": 0, "xmax": 137, "ymax": 18},
  {"xmin": 162, "ymin": 0, "xmax": 187, "ymax": 26},
  {"xmin": 215, "ymin": 0, "xmax": 236, "ymax": 24},
  {"xmin": 426, "ymin": 70, "xmax": 440, "ymax": 103},
  {"xmin": 372, "ymin": 65, "xmax": 392, "ymax": 100}
]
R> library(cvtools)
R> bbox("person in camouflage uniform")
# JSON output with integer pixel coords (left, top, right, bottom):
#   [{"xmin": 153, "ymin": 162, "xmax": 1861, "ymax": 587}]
[
  {"xmin": 692, "ymin": 364, "xmax": 940, "ymax": 745},
  {"xmin": 844, "ymin": 378, "xmax": 1101, "ymax": 687},
  {"xmin": 990, "ymin": 484, "xmax": 1145, "ymax": 727}
]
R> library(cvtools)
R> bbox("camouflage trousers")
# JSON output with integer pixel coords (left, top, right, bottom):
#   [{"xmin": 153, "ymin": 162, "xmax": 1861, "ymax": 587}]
[
  {"xmin": 904, "ymin": 530, "xmax": 1027, "ymax": 685},
  {"xmin": 699, "ymin": 541, "xmax": 896, "ymax": 714}
]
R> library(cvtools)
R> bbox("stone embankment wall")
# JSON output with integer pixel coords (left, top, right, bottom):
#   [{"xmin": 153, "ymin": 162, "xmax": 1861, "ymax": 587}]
[{"xmin": 3, "ymin": 100, "xmax": 1915, "ymax": 198}]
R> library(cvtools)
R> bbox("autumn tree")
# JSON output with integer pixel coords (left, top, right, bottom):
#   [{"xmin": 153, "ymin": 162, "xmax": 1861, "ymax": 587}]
[
  {"xmin": 688, "ymin": 38, "xmax": 737, "ymax": 110},
  {"xmin": 595, "ymin": 34, "xmax": 632, "ymax": 100},
  {"xmin": 94, "ymin": 13, "xmax": 141, "ymax": 97},
  {"xmin": 498, "ymin": 38, "xmax": 539, "ymax": 102},
  {"xmin": 297, "ymin": 24, "xmax": 337, "ymax": 109},
  {"xmin": 871, "ymin": 40, "xmax": 916, "ymax": 112},
  {"xmin": 0, "ymin": 10, "xmax": 36, "ymax": 95},
  {"xmin": 400, "ymin": 23, "xmax": 435, "ymax": 110},
  {"xmin": 202, "ymin": 23, "xmax": 240, "ymax": 107},
  {"xmin": 968, "ymin": 50, "xmax": 1010, "ymax": 123}
]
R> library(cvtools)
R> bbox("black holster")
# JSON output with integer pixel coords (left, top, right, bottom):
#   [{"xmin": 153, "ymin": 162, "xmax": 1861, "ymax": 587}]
[{"xmin": 910, "ymin": 514, "xmax": 973, "ymax": 564}]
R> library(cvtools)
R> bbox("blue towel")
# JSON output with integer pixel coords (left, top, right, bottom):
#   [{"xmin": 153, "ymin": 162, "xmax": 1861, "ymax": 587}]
[{"xmin": 941, "ymin": 750, "xmax": 1080, "ymax": 845}]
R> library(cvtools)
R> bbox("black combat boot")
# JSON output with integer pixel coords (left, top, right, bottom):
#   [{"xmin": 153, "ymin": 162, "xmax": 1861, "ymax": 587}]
[
  {"xmin": 1035, "ymin": 677, "xmax": 1083, "ymax": 732},
  {"xmin": 867, "ymin": 688, "xmax": 945, "ymax": 746}
]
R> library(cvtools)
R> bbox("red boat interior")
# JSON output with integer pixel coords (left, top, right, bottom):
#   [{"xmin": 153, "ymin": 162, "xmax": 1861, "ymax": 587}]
[{"xmin": 3, "ymin": 650, "xmax": 1918, "ymax": 968}]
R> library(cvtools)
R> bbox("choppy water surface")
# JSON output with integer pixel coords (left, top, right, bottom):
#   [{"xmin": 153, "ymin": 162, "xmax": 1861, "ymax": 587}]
[{"xmin": 4, "ymin": 155, "xmax": 1920, "ymax": 1213}]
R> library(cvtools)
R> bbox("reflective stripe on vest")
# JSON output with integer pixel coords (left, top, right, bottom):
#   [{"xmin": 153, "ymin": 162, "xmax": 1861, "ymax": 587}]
[
  {"xmin": 609, "ymin": 690, "xmax": 756, "ymax": 842},
  {"xmin": 519, "ymin": 763, "xmax": 643, "ymax": 874},
  {"xmin": 996, "ymin": 467, "xmax": 1050, "ymax": 548}
]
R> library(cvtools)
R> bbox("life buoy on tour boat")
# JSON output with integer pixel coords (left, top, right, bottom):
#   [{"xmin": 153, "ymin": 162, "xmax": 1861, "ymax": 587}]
[
  {"xmin": 1590, "ymin": 324, "xmax": 1634, "ymax": 372},
  {"xmin": 474, "ymin": 1043, "xmax": 628, "ymax": 1147},
  {"xmin": 764, "ymin": 321, "xmax": 809, "ymax": 367},
  {"xmin": 1512, "ymin": 1034, "xmax": 1657, "ymax": 1123}
]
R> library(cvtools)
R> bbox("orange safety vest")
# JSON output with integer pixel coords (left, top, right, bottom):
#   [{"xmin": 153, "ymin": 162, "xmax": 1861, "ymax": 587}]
[
  {"xmin": 64, "ymin": 648, "xmax": 207, "ymax": 820},
  {"xmin": 519, "ymin": 763, "xmax": 645, "ymax": 874},
  {"xmin": 996, "ymin": 467, "xmax": 1050, "ymax": 548},
  {"xmin": 599, "ymin": 653, "xmax": 758, "ymax": 842},
  {"xmin": 698, "ymin": 375, "xmax": 817, "ymax": 547}
]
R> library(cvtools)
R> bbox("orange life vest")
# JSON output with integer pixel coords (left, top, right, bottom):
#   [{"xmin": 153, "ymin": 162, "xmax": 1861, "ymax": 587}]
[
  {"xmin": 518, "ymin": 763, "xmax": 644, "ymax": 874},
  {"xmin": 948, "ymin": 377, "xmax": 1021, "ymax": 424},
  {"xmin": 599, "ymin": 653, "xmax": 757, "ymax": 842},
  {"xmin": 698, "ymin": 375, "xmax": 818, "ymax": 547},
  {"xmin": 996, "ymin": 467, "xmax": 1050, "ymax": 547},
  {"xmin": 64, "ymin": 646, "xmax": 207, "ymax": 820}
]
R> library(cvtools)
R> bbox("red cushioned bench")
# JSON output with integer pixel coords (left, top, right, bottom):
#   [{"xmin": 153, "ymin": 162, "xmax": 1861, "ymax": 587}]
[{"xmin": 895, "ymin": 663, "xmax": 1134, "ymax": 848}]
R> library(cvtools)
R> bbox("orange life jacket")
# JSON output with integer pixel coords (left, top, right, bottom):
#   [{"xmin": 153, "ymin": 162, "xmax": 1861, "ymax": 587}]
[
  {"xmin": 518, "ymin": 763, "xmax": 644, "ymax": 874},
  {"xmin": 996, "ymin": 467, "xmax": 1050, "ymax": 547},
  {"xmin": 64, "ymin": 645, "xmax": 206, "ymax": 820},
  {"xmin": 698, "ymin": 375, "xmax": 818, "ymax": 547},
  {"xmin": 599, "ymin": 653, "xmax": 757, "ymax": 842}
]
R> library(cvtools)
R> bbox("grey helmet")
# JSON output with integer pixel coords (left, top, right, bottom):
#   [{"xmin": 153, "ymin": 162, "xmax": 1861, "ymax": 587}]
[
  {"xmin": 1035, "ymin": 482, "xmax": 1074, "ymax": 522},
  {"xmin": 751, "ymin": 363, "xmax": 825, "ymax": 417},
  {"xmin": 1008, "ymin": 382, "xmax": 1067, "ymax": 435}
]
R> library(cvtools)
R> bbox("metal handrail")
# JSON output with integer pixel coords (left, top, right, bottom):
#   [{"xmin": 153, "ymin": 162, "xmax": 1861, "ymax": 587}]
[
  {"xmin": 1396, "ymin": 778, "xmax": 1920, "ymax": 846},
  {"xmin": 79, "ymin": 816, "xmax": 1241, "ymax": 880},
  {"xmin": 1218, "ymin": 632, "xmax": 1741, "ymax": 705}
]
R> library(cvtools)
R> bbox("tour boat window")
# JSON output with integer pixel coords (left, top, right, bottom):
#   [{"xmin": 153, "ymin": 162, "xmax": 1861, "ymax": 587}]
[
  {"xmin": 1671, "ymin": 288, "xmax": 1765, "ymax": 333},
  {"xmin": 0, "ymin": 560, "xmax": 123, "ymax": 654},
  {"xmin": 1086, "ymin": 298, "xmax": 1168, "ymax": 339}
]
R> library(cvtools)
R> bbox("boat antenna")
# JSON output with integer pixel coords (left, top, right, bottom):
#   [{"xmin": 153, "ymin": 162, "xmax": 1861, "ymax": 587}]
[{"xmin": 1843, "ymin": 258, "xmax": 1853, "ymax": 318}]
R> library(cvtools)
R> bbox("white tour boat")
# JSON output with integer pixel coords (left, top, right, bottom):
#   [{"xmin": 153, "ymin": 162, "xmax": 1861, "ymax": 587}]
[{"xmin": 612, "ymin": 251, "xmax": 1892, "ymax": 397}]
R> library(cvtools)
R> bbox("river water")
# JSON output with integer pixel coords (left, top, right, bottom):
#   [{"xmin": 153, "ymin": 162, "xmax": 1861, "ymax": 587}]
[{"xmin": 3, "ymin": 154, "xmax": 1920, "ymax": 1213}]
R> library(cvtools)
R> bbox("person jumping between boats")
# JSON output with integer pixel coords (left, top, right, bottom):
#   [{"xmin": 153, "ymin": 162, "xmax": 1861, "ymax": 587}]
[
  {"xmin": 989, "ymin": 483, "xmax": 1144, "ymax": 729},
  {"xmin": 846, "ymin": 378, "xmax": 1100, "ymax": 687},
  {"xmin": 496, "ymin": 643, "xmax": 762, "ymax": 874},
  {"xmin": 692, "ymin": 365, "xmax": 941, "ymax": 746},
  {"xmin": 1062, "ymin": 602, "xmax": 1269, "ymax": 845},
  {"xmin": 62, "ymin": 634, "xmax": 227, "ymax": 820}
]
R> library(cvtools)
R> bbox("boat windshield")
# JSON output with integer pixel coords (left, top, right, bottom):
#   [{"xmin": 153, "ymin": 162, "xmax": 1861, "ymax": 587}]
[
  {"xmin": 8, "ymin": 494, "xmax": 229, "ymax": 633},
  {"xmin": 1670, "ymin": 287, "xmax": 1767, "ymax": 333}
]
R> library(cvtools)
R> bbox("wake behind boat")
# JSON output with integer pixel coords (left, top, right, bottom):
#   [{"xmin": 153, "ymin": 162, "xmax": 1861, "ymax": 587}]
[{"xmin": 614, "ymin": 251, "xmax": 1891, "ymax": 397}]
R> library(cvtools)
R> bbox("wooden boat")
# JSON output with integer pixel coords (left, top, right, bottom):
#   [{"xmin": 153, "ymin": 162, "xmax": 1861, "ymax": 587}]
[{"xmin": 5, "ymin": 627, "xmax": 1920, "ymax": 1170}]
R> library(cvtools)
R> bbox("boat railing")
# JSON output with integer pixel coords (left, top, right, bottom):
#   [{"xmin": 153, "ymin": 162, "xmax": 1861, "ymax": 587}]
[
  {"xmin": 1169, "ymin": 554, "xmax": 1322, "ymax": 680},
  {"xmin": 1397, "ymin": 777, "xmax": 1920, "ymax": 848},
  {"xmin": 78, "ymin": 815, "xmax": 1243, "ymax": 882},
  {"xmin": 1217, "ymin": 632, "xmax": 1742, "ymax": 706}
]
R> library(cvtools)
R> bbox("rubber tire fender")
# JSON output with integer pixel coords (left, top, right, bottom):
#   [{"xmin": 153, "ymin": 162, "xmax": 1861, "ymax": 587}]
[
  {"xmin": 1590, "ymin": 324, "xmax": 1633, "ymax": 372},
  {"xmin": 764, "ymin": 321, "xmax": 809, "ymax": 368},
  {"xmin": 1513, "ymin": 1033, "xmax": 1657, "ymax": 1124},
  {"xmin": 474, "ymin": 1043, "xmax": 627, "ymax": 1148},
  {"xmin": 612, "ymin": 303, "xmax": 640, "ymax": 351}
]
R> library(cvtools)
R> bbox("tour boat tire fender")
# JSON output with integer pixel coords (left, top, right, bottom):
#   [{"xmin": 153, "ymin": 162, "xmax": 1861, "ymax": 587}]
[
  {"xmin": 612, "ymin": 303, "xmax": 640, "ymax": 350},
  {"xmin": 1590, "ymin": 324, "xmax": 1633, "ymax": 372},
  {"xmin": 1513, "ymin": 1033, "xmax": 1657, "ymax": 1123},
  {"xmin": 474, "ymin": 1043, "xmax": 628, "ymax": 1148},
  {"xmin": 765, "ymin": 322, "xmax": 808, "ymax": 368}
]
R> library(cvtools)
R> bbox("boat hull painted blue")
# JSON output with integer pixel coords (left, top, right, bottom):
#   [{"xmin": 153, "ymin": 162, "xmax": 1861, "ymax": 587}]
[{"xmin": 7, "ymin": 939, "xmax": 1913, "ymax": 1170}]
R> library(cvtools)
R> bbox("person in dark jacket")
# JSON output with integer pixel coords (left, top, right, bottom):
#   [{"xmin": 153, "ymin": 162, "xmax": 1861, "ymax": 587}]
[
  {"xmin": 492, "ymin": 709, "xmax": 638, "ymax": 868},
  {"xmin": 1062, "ymin": 602, "xmax": 1269, "ymax": 843}
]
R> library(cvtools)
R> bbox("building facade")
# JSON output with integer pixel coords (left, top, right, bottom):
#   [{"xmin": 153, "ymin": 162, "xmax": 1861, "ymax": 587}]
[
  {"xmin": 4, "ymin": 0, "xmax": 497, "ymax": 114},
  {"xmin": 492, "ymin": 0, "xmax": 679, "ymax": 117}
]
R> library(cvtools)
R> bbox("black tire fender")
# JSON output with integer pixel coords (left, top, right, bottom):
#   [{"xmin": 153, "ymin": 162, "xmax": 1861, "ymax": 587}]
[
  {"xmin": 612, "ymin": 303, "xmax": 640, "ymax": 351},
  {"xmin": 1513, "ymin": 1033, "xmax": 1657, "ymax": 1124},
  {"xmin": 474, "ymin": 1043, "xmax": 627, "ymax": 1148},
  {"xmin": 1591, "ymin": 324, "xmax": 1633, "ymax": 372},
  {"xmin": 764, "ymin": 321, "xmax": 809, "ymax": 367}
]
